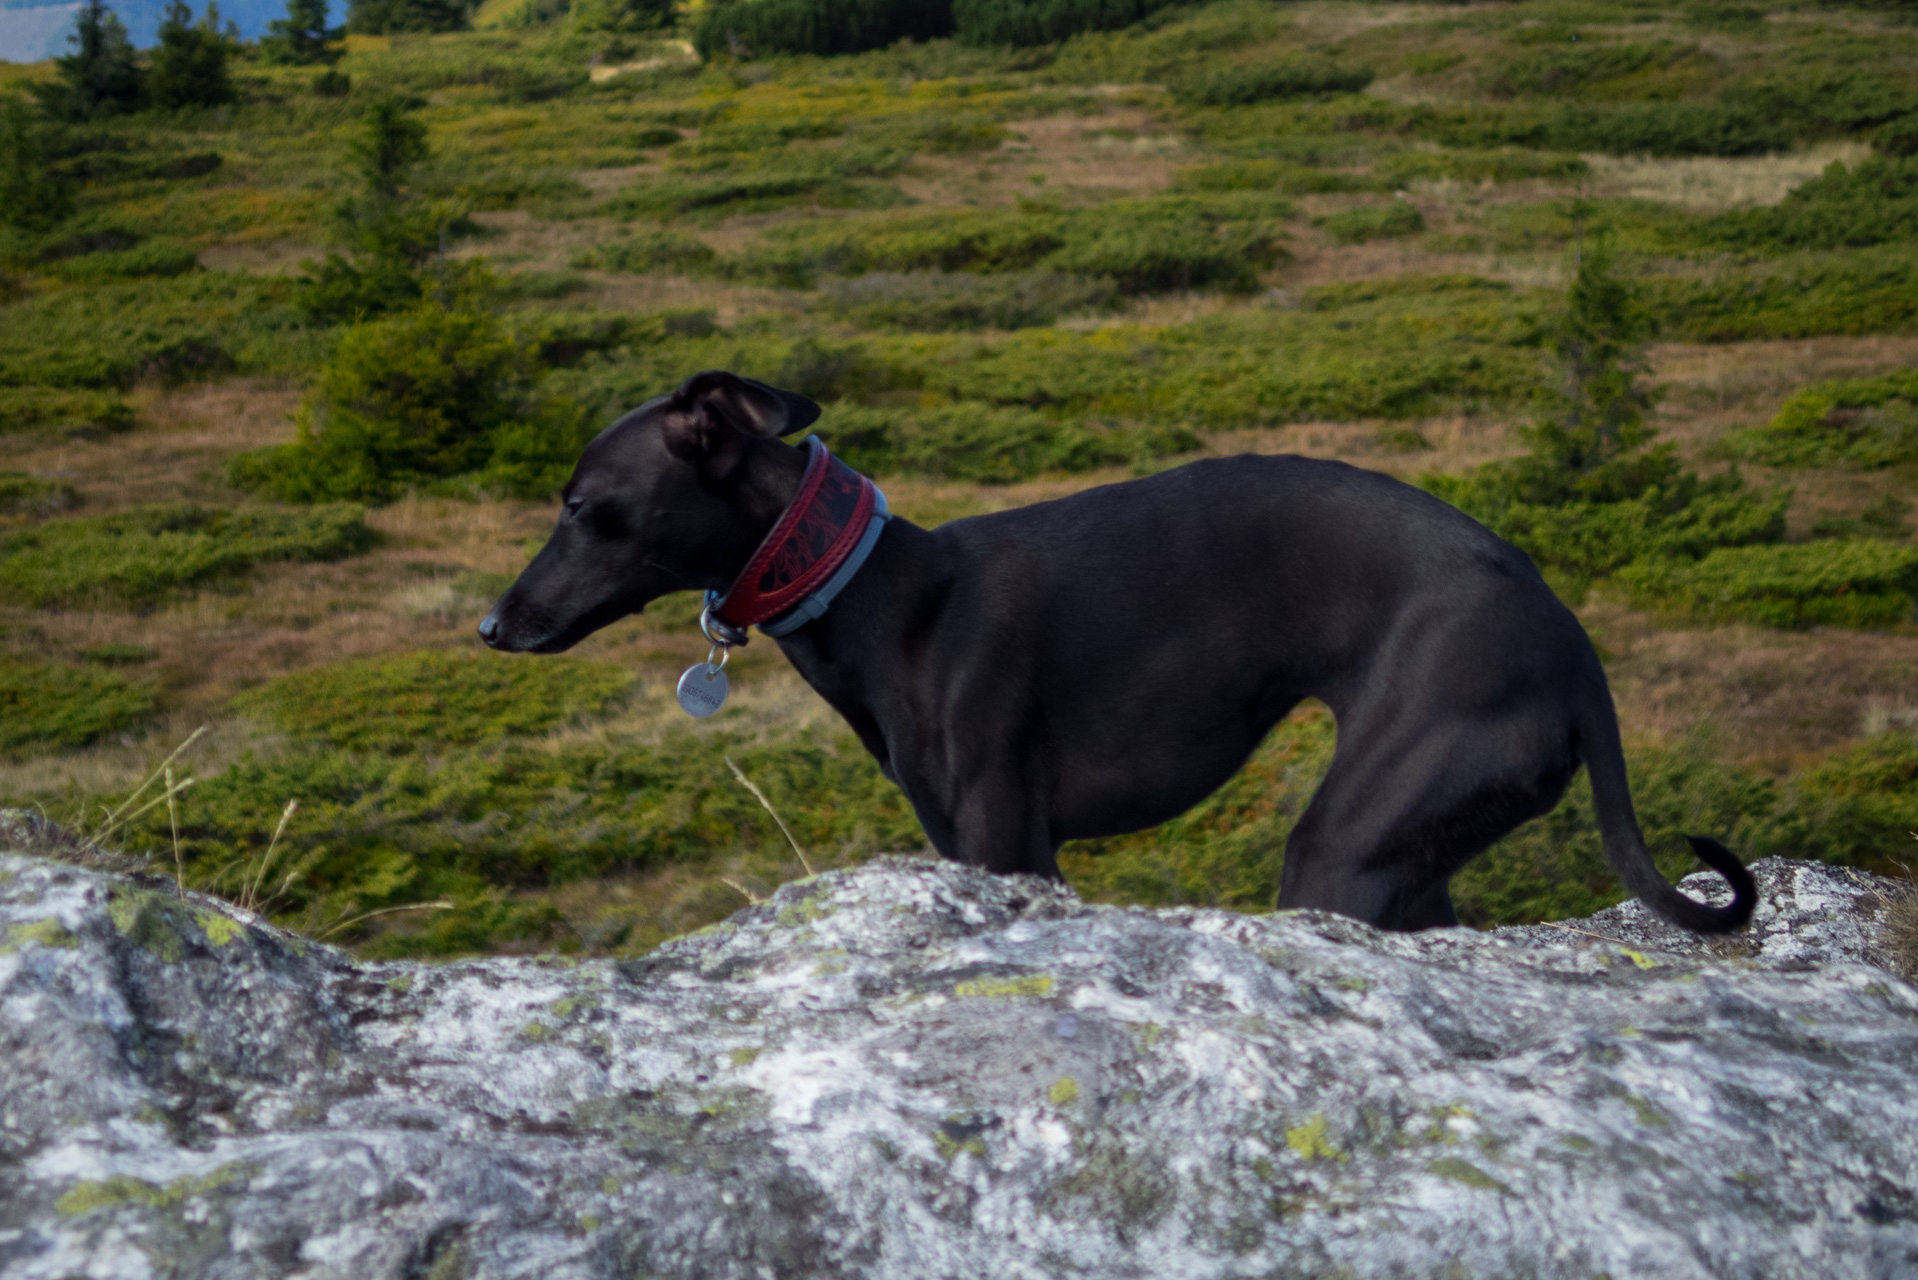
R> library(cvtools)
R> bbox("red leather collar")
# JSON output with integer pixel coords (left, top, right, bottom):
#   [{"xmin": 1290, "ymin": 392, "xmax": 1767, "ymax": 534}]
[{"xmin": 709, "ymin": 438, "xmax": 882, "ymax": 634}]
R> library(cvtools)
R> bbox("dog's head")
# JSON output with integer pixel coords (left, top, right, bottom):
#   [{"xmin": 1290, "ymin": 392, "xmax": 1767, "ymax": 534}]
[{"xmin": 479, "ymin": 371, "xmax": 820, "ymax": 654}]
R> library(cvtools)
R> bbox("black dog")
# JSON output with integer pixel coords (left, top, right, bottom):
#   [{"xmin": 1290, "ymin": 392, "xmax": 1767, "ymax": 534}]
[{"xmin": 481, "ymin": 372, "xmax": 1755, "ymax": 934}]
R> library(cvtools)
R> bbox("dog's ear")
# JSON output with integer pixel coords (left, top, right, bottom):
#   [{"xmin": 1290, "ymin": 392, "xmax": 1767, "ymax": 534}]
[{"xmin": 671, "ymin": 371, "xmax": 821, "ymax": 447}]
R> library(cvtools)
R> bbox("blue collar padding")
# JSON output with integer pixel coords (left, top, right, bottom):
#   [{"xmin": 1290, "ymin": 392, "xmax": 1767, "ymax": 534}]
[{"xmin": 755, "ymin": 483, "xmax": 891, "ymax": 638}]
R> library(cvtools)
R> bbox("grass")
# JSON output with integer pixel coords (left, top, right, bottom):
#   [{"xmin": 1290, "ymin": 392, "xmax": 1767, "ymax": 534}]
[
  {"xmin": 4, "ymin": 0, "xmax": 1918, "ymax": 956},
  {"xmin": 232, "ymin": 648, "xmax": 636, "ymax": 752}
]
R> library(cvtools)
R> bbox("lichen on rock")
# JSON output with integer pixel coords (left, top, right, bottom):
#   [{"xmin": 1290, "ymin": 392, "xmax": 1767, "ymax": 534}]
[{"xmin": 2, "ymin": 832, "xmax": 1915, "ymax": 1279}]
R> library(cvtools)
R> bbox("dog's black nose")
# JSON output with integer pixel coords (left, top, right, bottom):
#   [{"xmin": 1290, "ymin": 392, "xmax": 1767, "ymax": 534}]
[{"xmin": 478, "ymin": 613, "xmax": 502, "ymax": 647}]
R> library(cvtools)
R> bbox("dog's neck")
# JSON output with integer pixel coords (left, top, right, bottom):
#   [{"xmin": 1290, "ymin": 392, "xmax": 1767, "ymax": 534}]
[{"xmin": 722, "ymin": 436, "xmax": 813, "ymax": 542}]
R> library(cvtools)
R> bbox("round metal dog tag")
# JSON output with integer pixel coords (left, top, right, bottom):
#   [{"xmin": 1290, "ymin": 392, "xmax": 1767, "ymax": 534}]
[{"xmin": 676, "ymin": 663, "xmax": 729, "ymax": 718}]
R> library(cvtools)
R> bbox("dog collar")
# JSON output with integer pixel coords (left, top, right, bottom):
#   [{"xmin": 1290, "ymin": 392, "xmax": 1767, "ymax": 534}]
[{"xmin": 703, "ymin": 436, "xmax": 889, "ymax": 643}]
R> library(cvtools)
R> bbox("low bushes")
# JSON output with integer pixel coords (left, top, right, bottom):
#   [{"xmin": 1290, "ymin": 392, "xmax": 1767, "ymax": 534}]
[
  {"xmin": 1645, "ymin": 246, "xmax": 1918, "ymax": 343},
  {"xmin": 1426, "ymin": 102, "xmax": 1791, "ymax": 158},
  {"xmin": 819, "ymin": 270, "xmax": 1117, "ymax": 331},
  {"xmin": 1721, "ymin": 369, "xmax": 1918, "ymax": 468},
  {"xmin": 233, "ymin": 649, "xmax": 635, "ymax": 753},
  {"xmin": 0, "ymin": 658, "xmax": 155, "ymax": 759},
  {"xmin": 1317, "ymin": 202, "xmax": 1424, "ymax": 245},
  {"xmin": 729, "ymin": 195, "xmax": 1287, "ymax": 295},
  {"xmin": 819, "ymin": 401, "xmax": 1197, "ymax": 482},
  {"xmin": 0, "ymin": 473, "xmax": 79, "ymax": 522},
  {"xmin": 1614, "ymin": 539, "xmax": 1918, "ymax": 630},
  {"xmin": 1475, "ymin": 41, "xmax": 1691, "ymax": 100},
  {"xmin": 0, "ymin": 387, "xmax": 133, "ymax": 436},
  {"xmin": 0, "ymin": 503, "xmax": 374, "ymax": 607},
  {"xmin": 1171, "ymin": 60, "xmax": 1374, "ymax": 108},
  {"xmin": 228, "ymin": 303, "xmax": 590, "ymax": 503},
  {"xmin": 1707, "ymin": 156, "xmax": 1918, "ymax": 252}
]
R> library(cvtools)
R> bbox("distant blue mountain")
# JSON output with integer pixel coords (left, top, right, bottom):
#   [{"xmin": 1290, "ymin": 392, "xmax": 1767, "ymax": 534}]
[{"xmin": 0, "ymin": 0, "xmax": 300, "ymax": 63}]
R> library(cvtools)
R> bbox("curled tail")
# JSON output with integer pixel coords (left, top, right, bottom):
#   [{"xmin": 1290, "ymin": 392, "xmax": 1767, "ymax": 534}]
[{"xmin": 1578, "ymin": 699, "xmax": 1756, "ymax": 934}]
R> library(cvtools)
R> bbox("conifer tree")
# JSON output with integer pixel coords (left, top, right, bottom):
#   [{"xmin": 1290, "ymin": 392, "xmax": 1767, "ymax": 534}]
[
  {"xmin": 149, "ymin": 1, "xmax": 239, "ymax": 112},
  {"xmin": 32, "ymin": 0, "xmax": 144, "ymax": 122},
  {"xmin": 0, "ymin": 97, "xmax": 76, "ymax": 232},
  {"xmin": 262, "ymin": 0, "xmax": 342, "ymax": 65}
]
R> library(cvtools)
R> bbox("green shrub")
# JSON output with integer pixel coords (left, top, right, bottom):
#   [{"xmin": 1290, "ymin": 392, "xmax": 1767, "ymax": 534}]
[
  {"xmin": 1173, "ymin": 159, "xmax": 1379, "ymax": 196},
  {"xmin": 1707, "ymin": 157, "xmax": 1918, "ymax": 252},
  {"xmin": 44, "ymin": 242, "xmax": 201, "ymax": 283},
  {"xmin": 228, "ymin": 302, "xmax": 589, "ymax": 502},
  {"xmin": 600, "ymin": 148, "xmax": 911, "ymax": 221},
  {"xmin": 1318, "ymin": 202, "xmax": 1424, "ymax": 245},
  {"xmin": 734, "ymin": 195, "xmax": 1285, "ymax": 295},
  {"xmin": 1876, "ymin": 116, "xmax": 1918, "ymax": 159},
  {"xmin": 1646, "ymin": 246, "xmax": 1918, "ymax": 342},
  {"xmin": 1378, "ymin": 148, "xmax": 1589, "ymax": 188},
  {"xmin": 1613, "ymin": 539, "xmax": 1918, "ymax": 630},
  {"xmin": 951, "ymin": 0, "xmax": 1190, "ymax": 47},
  {"xmin": 819, "ymin": 401, "xmax": 1196, "ymax": 482},
  {"xmin": 573, "ymin": 230, "xmax": 720, "ymax": 276},
  {"xmin": 0, "ymin": 657, "xmax": 155, "ymax": 759},
  {"xmin": 1171, "ymin": 60, "xmax": 1374, "ymax": 108},
  {"xmin": 0, "ymin": 503, "xmax": 374, "ymax": 607},
  {"xmin": 1476, "ymin": 41, "xmax": 1691, "ymax": 99},
  {"xmin": 0, "ymin": 387, "xmax": 133, "ymax": 435},
  {"xmin": 1427, "ymin": 102, "xmax": 1791, "ymax": 158},
  {"xmin": 692, "ymin": 0, "xmax": 954, "ymax": 59},
  {"xmin": 0, "ymin": 472, "xmax": 79, "ymax": 520},
  {"xmin": 1721, "ymin": 369, "xmax": 1918, "ymax": 468},
  {"xmin": 0, "ymin": 274, "xmax": 310, "ymax": 389},
  {"xmin": 820, "ymin": 270, "xmax": 1117, "ymax": 331},
  {"xmin": 1785, "ymin": 731, "xmax": 1918, "ymax": 873},
  {"xmin": 232, "ymin": 649, "xmax": 634, "ymax": 753}
]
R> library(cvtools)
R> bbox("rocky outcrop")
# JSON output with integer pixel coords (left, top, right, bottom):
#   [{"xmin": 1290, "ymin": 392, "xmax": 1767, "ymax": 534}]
[{"xmin": 1, "ymin": 832, "xmax": 1915, "ymax": 1280}]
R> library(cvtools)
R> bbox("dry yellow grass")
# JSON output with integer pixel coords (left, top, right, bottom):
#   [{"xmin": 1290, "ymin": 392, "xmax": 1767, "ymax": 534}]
[{"xmin": 1583, "ymin": 142, "xmax": 1873, "ymax": 211}]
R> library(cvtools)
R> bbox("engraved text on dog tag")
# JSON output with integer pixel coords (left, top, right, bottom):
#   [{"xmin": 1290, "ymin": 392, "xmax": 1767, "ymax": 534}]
[{"xmin": 676, "ymin": 663, "xmax": 729, "ymax": 718}]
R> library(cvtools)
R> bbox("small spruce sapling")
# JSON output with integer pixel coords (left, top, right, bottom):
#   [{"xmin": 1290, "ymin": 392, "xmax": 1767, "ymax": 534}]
[
  {"xmin": 148, "ymin": 1, "xmax": 239, "ymax": 112},
  {"xmin": 32, "ymin": 0, "xmax": 144, "ymax": 122},
  {"xmin": 0, "ymin": 97, "xmax": 76, "ymax": 233},
  {"xmin": 262, "ymin": 0, "xmax": 343, "ymax": 65}
]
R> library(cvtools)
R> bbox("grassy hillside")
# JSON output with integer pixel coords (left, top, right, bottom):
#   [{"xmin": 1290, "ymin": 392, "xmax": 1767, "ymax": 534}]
[{"xmin": 4, "ymin": 0, "xmax": 1917, "ymax": 957}]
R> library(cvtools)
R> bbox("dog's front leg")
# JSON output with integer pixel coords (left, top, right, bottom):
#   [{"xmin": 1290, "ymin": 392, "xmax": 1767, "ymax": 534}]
[{"xmin": 945, "ymin": 779, "xmax": 1061, "ymax": 881}]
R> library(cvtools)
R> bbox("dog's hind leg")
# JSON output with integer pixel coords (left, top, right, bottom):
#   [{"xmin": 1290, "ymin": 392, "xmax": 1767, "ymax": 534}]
[{"xmin": 1277, "ymin": 706, "xmax": 1579, "ymax": 931}]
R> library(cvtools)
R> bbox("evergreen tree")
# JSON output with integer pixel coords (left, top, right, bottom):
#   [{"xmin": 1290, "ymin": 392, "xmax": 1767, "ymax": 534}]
[
  {"xmin": 149, "ymin": 1, "xmax": 239, "ymax": 112},
  {"xmin": 262, "ymin": 0, "xmax": 342, "ymax": 65},
  {"xmin": 32, "ymin": 0, "xmax": 144, "ymax": 123},
  {"xmin": 0, "ymin": 97, "xmax": 76, "ymax": 233},
  {"xmin": 351, "ymin": 95, "xmax": 430, "ymax": 203},
  {"xmin": 346, "ymin": 0, "xmax": 472, "ymax": 36}
]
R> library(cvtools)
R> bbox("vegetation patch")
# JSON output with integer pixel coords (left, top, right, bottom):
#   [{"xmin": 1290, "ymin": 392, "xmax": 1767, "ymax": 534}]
[
  {"xmin": 232, "ymin": 649, "xmax": 635, "ymax": 753},
  {"xmin": 0, "ymin": 657, "xmax": 155, "ymax": 759},
  {"xmin": 821, "ymin": 402, "xmax": 1195, "ymax": 482},
  {"xmin": 1613, "ymin": 540, "xmax": 1918, "ymax": 631},
  {"xmin": 0, "ymin": 503, "xmax": 374, "ymax": 607},
  {"xmin": 1721, "ymin": 370, "xmax": 1918, "ymax": 469},
  {"xmin": 1172, "ymin": 61, "xmax": 1374, "ymax": 108},
  {"xmin": 1317, "ymin": 202, "xmax": 1423, "ymax": 246},
  {"xmin": 228, "ymin": 302, "xmax": 589, "ymax": 503},
  {"xmin": 1707, "ymin": 157, "xmax": 1918, "ymax": 252}
]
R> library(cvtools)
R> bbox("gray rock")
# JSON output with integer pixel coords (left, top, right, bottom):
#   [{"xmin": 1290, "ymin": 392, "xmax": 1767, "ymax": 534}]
[{"xmin": 1, "ymin": 841, "xmax": 1915, "ymax": 1280}]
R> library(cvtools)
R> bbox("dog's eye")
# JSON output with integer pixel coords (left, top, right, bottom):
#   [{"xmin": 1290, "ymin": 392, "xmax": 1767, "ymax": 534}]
[{"xmin": 564, "ymin": 497, "xmax": 584, "ymax": 518}]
